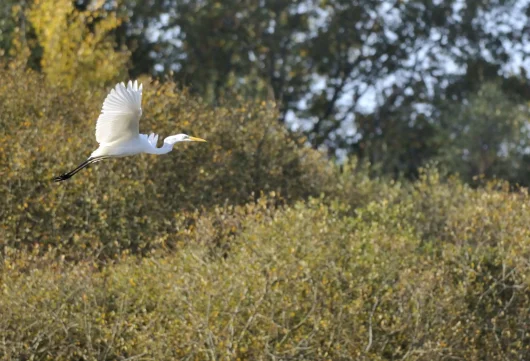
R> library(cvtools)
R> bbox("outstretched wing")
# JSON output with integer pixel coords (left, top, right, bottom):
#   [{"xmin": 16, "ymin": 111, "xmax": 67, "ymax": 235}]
[{"xmin": 95, "ymin": 80, "xmax": 143, "ymax": 144}]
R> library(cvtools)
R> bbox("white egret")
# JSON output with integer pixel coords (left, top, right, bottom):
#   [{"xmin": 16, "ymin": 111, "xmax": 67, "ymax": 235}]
[{"xmin": 54, "ymin": 80, "xmax": 206, "ymax": 182}]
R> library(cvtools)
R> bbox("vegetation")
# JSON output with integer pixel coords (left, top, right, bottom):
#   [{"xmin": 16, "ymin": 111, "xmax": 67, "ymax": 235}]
[
  {"xmin": 0, "ymin": 64, "xmax": 331, "ymax": 256},
  {"xmin": 3, "ymin": 0, "xmax": 530, "ymax": 182},
  {"xmin": 2, "ymin": 162, "xmax": 530, "ymax": 359},
  {"xmin": 2, "ymin": 0, "xmax": 530, "ymax": 360},
  {"xmin": 1, "ymin": 62, "xmax": 530, "ymax": 359}
]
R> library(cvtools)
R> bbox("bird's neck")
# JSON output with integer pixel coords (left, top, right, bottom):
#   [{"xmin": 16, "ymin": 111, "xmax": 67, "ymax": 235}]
[{"xmin": 157, "ymin": 142, "xmax": 173, "ymax": 154}]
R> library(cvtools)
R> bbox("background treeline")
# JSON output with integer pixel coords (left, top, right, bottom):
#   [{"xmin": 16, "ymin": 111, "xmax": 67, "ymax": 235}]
[
  {"xmin": 1, "ymin": 0, "xmax": 530, "ymax": 360},
  {"xmin": 2, "ymin": 0, "xmax": 530, "ymax": 183}
]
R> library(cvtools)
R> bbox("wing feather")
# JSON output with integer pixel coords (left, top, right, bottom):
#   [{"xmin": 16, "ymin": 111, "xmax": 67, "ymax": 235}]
[
  {"xmin": 95, "ymin": 81, "xmax": 143, "ymax": 144},
  {"xmin": 147, "ymin": 132, "xmax": 159, "ymax": 147}
]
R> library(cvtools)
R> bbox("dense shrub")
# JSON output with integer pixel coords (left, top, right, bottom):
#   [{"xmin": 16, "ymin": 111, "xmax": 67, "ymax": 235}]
[
  {"xmin": 0, "ymin": 66, "xmax": 333, "ymax": 256},
  {"xmin": 2, "ymin": 174, "xmax": 530, "ymax": 360}
]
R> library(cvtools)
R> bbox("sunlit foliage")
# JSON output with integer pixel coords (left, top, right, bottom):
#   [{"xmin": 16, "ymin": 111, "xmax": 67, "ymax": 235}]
[
  {"xmin": 27, "ymin": 0, "xmax": 129, "ymax": 87},
  {"xmin": 2, "ymin": 172, "xmax": 530, "ymax": 359}
]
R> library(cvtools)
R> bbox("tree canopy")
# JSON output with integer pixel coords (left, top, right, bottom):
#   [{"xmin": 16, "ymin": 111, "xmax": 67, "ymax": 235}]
[{"xmin": 1, "ymin": 0, "xmax": 530, "ymax": 182}]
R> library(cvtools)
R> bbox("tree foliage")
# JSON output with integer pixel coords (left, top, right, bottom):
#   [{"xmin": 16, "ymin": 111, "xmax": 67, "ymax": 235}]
[
  {"xmin": 113, "ymin": 0, "xmax": 530, "ymax": 151},
  {"xmin": 438, "ymin": 82, "xmax": 530, "ymax": 183},
  {"xmin": 2, "ymin": 0, "xmax": 530, "ymax": 182},
  {"xmin": 27, "ymin": 0, "xmax": 129, "ymax": 87}
]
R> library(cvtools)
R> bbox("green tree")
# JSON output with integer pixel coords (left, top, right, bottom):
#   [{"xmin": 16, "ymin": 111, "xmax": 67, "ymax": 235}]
[
  {"xmin": 437, "ymin": 82, "xmax": 530, "ymax": 183},
  {"xmin": 137, "ymin": 0, "xmax": 530, "ymax": 164}
]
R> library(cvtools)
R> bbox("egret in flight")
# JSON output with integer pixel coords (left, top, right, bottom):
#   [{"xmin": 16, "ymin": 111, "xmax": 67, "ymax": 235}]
[{"xmin": 54, "ymin": 80, "xmax": 206, "ymax": 182}]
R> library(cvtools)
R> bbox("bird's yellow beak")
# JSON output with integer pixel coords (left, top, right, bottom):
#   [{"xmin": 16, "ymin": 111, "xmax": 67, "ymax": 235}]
[{"xmin": 188, "ymin": 136, "xmax": 207, "ymax": 142}]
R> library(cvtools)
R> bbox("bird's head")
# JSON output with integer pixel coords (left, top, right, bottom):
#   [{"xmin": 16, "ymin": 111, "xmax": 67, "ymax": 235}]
[{"xmin": 164, "ymin": 134, "xmax": 207, "ymax": 145}]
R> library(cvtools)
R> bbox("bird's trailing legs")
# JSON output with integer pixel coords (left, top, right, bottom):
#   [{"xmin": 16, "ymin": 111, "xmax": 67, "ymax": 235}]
[{"xmin": 53, "ymin": 157, "xmax": 107, "ymax": 182}]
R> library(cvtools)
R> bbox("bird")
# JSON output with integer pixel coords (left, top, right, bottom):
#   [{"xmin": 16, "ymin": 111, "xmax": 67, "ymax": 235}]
[{"xmin": 54, "ymin": 80, "xmax": 206, "ymax": 182}]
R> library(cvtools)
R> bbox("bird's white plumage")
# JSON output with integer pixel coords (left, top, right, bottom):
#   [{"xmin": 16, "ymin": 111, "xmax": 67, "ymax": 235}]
[
  {"xmin": 95, "ymin": 80, "xmax": 143, "ymax": 144},
  {"xmin": 147, "ymin": 133, "xmax": 159, "ymax": 147}
]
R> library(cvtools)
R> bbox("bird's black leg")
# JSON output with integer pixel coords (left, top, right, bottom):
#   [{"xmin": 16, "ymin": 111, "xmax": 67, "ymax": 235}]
[{"xmin": 53, "ymin": 157, "xmax": 107, "ymax": 182}]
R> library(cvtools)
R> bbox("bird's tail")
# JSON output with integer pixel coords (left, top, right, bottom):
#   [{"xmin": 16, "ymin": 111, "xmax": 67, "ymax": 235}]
[{"xmin": 53, "ymin": 157, "xmax": 106, "ymax": 182}]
